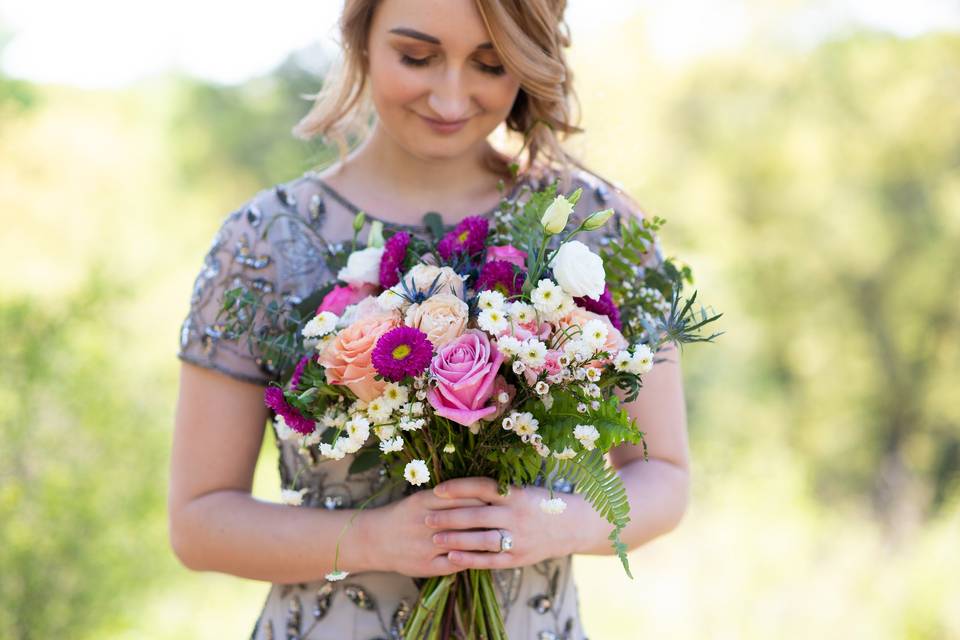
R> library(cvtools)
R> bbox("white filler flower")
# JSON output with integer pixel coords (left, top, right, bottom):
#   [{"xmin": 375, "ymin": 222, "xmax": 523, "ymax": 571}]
[
  {"xmin": 549, "ymin": 240, "xmax": 605, "ymax": 300},
  {"xmin": 302, "ymin": 311, "xmax": 338, "ymax": 338},
  {"xmin": 540, "ymin": 497, "xmax": 568, "ymax": 515},
  {"xmin": 325, "ymin": 570, "xmax": 349, "ymax": 582},
  {"xmin": 404, "ymin": 459, "xmax": 431, "ymax": 486},
  {"xmin": 574, "ymin": 424, "xmax": 600, "ymax": 450},
  {"xmin": 379, "ymin": 436, "xmax": 404, "ymax": 454},
  {"xmin": 337, "ymin": 246, "xmax": 385, "ymax": 286},
  {"xmin": 279, "ymin": 488, "xmax": 308, "ymax": 506}
]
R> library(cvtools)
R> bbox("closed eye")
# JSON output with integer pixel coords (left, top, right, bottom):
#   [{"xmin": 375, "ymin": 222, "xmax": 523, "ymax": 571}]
[{"xmin": 399, "ymin": 54, "xmax": 506, "ymax": 76}]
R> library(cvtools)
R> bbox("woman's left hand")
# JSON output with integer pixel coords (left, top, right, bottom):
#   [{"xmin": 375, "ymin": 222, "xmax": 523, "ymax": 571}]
[{"xmin": 425, "ymin": 476, "xmax": 581, "ymax": 569}]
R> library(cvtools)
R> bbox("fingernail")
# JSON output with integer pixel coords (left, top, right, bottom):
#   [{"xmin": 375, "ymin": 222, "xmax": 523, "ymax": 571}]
[
  {"xmin": 433, "ymin": 533, "xmax": 444, "ymax": 545},
  {"xmin": 433, "ymin": 485, "xmax": 446, "ymax": 497},
  {"xmin": 424, "ymin": 515, "xmax": 437, "ymax": 527},
  {"xmin": 448, "ymin": 551, "xmax": 461, "ymax": 561}
]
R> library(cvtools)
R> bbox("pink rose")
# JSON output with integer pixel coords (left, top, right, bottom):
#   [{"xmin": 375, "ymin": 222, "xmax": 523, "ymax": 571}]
[
  {"xmin": 427, "ymin": 329, "xmax": 504, "ymax": 427},
  {"xmin": 523, "ymin": 349, "xmax": 563, "ymax": 385},
  {"xmin": 317, "ymin": 283, "xmax": 378, "ymax": 316},
  {"xmin": 485, "ymin": 244, "xmax": 527, "ymax": 268},
  {"xmin": 318, "ymin": 311, "xmax": 400, "ymax": 401},
  {"xmin": 499, "ymin": 319, "xmax": 551, "ymax": 342}
]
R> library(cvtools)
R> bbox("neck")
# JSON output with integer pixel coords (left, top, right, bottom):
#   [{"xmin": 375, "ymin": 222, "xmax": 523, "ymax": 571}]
[{"xmin": 342, "ymin": 121, "xmax": 511, "ymax": 214}]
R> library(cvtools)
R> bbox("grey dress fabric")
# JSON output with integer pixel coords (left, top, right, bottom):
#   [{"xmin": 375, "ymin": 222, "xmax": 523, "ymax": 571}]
[{"xmin": 176, "ymin": 164, "xmax": 663, "ymax": 640}]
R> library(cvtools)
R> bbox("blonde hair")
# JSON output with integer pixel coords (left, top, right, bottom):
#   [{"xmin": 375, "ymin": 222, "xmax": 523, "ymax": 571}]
[{"xmin": 292, "ymin": 0, "xmax": 586, "ymax": 191}]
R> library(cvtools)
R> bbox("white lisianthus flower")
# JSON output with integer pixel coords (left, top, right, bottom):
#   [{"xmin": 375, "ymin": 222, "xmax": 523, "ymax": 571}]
[
  {"xmin": 540, "ymin": 497, "xmax": 568, "ymax": 515},
  {"xmin": 582, "ymin": 207, "xmax": 615, "ymax": 231},
  {"xmin": 478, "ymin": 308, "xmax": 509, "ymax": 334},
  {"xmin": 581, "ymin": 319, "xmax": 609, "ymax": 350},
  {"xmin": 280, "ymin": 488, "xmax": 308, "ymax": 506},
  {"xmin": 613, "ymin": 350, "xmax": 633, "ymax": 372},
  {"xmin": 325, "ymin": 570, "xmax": 349, "ymax": 581},
  {"xmin": 319, "ymin": 442, "xmax": 346, "ymax": 460},
  {"xmin": 507, "ymin": 301, "xmax": 534, "ymax": 323},
  {"xmin": 379, "ymin": 436, "xmax": 404, "ymax": 453},
  {"xmin": 337, "ymin": 246, "xmax": 385, "ymax": 286},
  {"xmin": 574, "ymin": 424, "xmax": 600, "ymax": 450},
  {"xmin": 478, "ymin": 290, "xmax": 506, "ymax": 311},
  {"xmin": 404, "ymin": 459, "xmax": 431, "ymax": 486},
  {"xmin": 628, "ymin": 344, "xmax": 654, "ymax": 375},
  {"xmin": 549, "ymin": 240, "xmax": 605, "ymax": 301},
  {"xmin": 497, "ymin": 335, "xmax": 523, "ymax": 359},
  {"xmin": 531, "ymin": 279, "xmax": 564, "ymax": 314},
  {"xmin": 541, "ymin": 194, "xmax": 574, "ymax": 234},
  {"xmin": 520, "ymin": 339, "xmax": 547, "ymax": 368},
  {"xmin": 552, "ymin": 447, "xmax": 577, "ymax": 460},
  {"xmin": 302, "ymin": 311, "xmax": 338, "ymax": 338}
]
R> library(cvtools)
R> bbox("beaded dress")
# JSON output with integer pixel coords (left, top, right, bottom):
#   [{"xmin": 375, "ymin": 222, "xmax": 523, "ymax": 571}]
[{"xmin": 176, "ymin": 164, "xmax": 663, "ymax": 640}]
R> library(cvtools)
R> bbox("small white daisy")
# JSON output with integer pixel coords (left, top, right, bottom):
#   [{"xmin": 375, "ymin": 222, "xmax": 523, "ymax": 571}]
[
  {"xmin": 574, "ymin": 424, "xmax": 600, "ymax": 450},
  {"xmin": 540, "ymin": 497, "xmax": 567, "ymax": 515},
  {"xmin": 302, "ymin": 311, "xmax": 338, "ymax": 338},
  {"xmin": 478, "ymin": 307, "xmax": 509, "ymax": 334},
  {"xmin": 379, "ymin": 436, "xmax": 404, "ymax": 453},
  {"xmin": 404, "ymin": 459, "xmax": 431, "ymax": 486},
  {"xmin": 478, "ymin": 289, "xmax": 506, "ymax": 311},
  {"xmin": 280, "ymin": 488, "xmax": 308, "ymax": 506}
]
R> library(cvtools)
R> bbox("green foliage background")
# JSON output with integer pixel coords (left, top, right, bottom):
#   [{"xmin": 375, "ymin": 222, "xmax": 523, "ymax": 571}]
[{"xmin": 1, "ymin": 12, "xmax": 957, "ymax": 640}]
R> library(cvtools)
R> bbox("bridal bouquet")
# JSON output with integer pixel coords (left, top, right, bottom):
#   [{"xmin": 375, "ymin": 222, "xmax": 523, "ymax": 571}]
[{"xmin": 220, "ymin": 177, "xmax": 720, "ymax": 638}]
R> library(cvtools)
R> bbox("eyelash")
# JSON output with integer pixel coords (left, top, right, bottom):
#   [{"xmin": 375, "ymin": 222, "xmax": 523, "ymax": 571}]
[{"xmin": 399, "ymin": 54, "xmax": 506, "ymax": 76}]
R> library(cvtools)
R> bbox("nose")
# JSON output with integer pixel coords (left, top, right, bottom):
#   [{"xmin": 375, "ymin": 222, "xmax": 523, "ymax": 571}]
[{"xmin": 427, "ymin": 65, "xmax": 472, "ymax": 122}]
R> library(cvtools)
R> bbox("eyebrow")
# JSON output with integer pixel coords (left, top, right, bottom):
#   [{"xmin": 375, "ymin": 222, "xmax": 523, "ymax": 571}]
[{"xmin": 388, "ymin": 27, "xmax": 493, "ymax": 49}]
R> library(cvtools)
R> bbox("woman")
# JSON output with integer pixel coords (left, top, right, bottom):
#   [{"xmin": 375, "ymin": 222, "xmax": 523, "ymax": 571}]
[{"xmin": 169, "ymin": 0, "xmax": 689, "ymax": 638}]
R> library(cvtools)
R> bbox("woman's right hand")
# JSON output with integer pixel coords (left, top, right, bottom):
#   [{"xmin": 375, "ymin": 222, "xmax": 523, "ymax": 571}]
[{"xmin": 363, "ymin": 489, "xmax": 489, "ymax": 578}]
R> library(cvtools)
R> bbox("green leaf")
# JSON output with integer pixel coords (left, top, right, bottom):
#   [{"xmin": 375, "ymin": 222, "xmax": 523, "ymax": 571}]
[
  {"xmin": 347, "ymin": 447, "xmax": 383, "ymax": 475},
  {"xmin": 422, "ymin": 212, "xmax": 445, "ymax": 241}
]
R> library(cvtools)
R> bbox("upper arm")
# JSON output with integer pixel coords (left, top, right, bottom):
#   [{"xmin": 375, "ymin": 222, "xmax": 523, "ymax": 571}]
[{"xmin": 609, "ymin": 342, "xmax": 688, "ymax": 471}]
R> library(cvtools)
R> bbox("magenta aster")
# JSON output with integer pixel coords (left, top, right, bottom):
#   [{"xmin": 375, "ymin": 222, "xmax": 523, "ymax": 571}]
[
  {"xmin": 575, "ymin": 284, "xmax": 623, "ymax": 330},
  {"xmin": 288, "ymin": 355, "xmax": 310, "ymax": 390},
  {"xmin": 476, "ymin": 259, "xmax": 525, "ymax": 297},
  {"xmin": 264, "ymin": 386, "xmax": 316, "ymax": 434},
  {"xmin": 437, "ymin": 216, "xmax": 489, "ymax": 259},
  {"xmin": 379, "ymin": 231, "xmax": 411, "ymax": 288},
  {"xmin": 371, "ymin": 326, "xmax": 434, "ymax": 381}
]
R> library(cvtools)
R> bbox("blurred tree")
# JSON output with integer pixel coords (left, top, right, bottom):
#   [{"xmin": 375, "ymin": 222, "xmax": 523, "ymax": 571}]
[
  {"xmin": 169, "ymin": 54, "xmax": 339, "ymax": 190},
  {"xmin": 657, "ymin": 31, "xmax": 960, "ymax": 533},
  {"xmin": 0, "ymin": 267, "xmax": 168, "ymax": 639}
]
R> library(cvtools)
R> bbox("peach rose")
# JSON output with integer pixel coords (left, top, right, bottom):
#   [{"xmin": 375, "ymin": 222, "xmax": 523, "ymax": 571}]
[
  {"xmin": 318, "ymin": 311, "xmax": 400, "ymax": 401},
  {"xmin": 404, "ymin": 293, "xmax": 469, "ymax": 348},
  {"xmin": 556, "ymin": 306, "xmax": 627, "ymax": 363},
  {"xmin": 403, "ymin": 264, "xmax": 465, "ymax": 298}
]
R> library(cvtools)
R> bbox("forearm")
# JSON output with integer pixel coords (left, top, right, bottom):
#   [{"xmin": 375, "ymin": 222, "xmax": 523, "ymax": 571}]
[
  {"xmin": 564, "ymin": 456, "xmax": 689, "ymax": 556},
  {"xmin": 170, "ymin": 489, "xmax": 379, "ymax": 583}
]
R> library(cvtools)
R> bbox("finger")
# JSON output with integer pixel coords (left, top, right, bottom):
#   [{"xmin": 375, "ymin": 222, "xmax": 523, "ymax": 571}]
[
  {"xmin": 447, "ymin": 550, "xmax": 516, "ymax": 570},
  {"xmin": 424, "ymin": 496, "xmax": 489, "ymax": 510},
  {"xmin": 433, "ymin": 529, "xmax": 502, "ymax": 552},
  {"xmin": 424, "ymin": 505, "xmax": 506, "ymax": 530},
  {"xmin": 427, "ymin": 553, "xmax": 464, "ymax": 576},
  {"xmin": 433, "ymin": 477, "xmax": 508, "ymax": 504}
]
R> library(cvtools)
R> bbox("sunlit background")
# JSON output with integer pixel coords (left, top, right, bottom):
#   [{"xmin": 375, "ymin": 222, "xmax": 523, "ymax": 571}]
[{"xmin": 2, "ymin": 0, "xmax": 958, "ymax": 638}]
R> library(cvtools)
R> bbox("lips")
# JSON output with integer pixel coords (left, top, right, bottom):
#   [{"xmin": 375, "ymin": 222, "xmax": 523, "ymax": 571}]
[{"xmin": 419, "ymin": 114, "xmax": 469, "ymax": 134}]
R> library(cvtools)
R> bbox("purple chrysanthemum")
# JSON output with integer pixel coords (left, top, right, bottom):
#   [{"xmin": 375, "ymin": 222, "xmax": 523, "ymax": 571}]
[
  {"xmin": 437, "ymin": 216, "xmax": 489, "ymax": 259},
  {"xmin": 371, "ymin": 326, "xmax": 434, "ymax": 381},
  {"xmin": 264, "ymin": 386, "xmax": 316, "ymax": 434},
  {"xmin": 288, "ymin": 355, "xmax": 310, "ymax": 390},
  {"xmin": 476, "ymin": 259, "xmax": 525, "ymax": 297},
  {"xmin": 379, "ymin": 231, "xmax": 411, "ymax": 288},
  {"xmin": 575, "ymin": 284, "xmax": 622, "ymax": 330}
]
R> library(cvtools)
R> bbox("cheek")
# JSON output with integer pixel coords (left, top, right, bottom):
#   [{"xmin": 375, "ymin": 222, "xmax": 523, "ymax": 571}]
[
  {"xmin": 476, "ymin": 78, "xmax": 522, "ymax": 119},
  {"xmin": 370, "ymin": 58, "xmax": 426, "ymax": 108}
]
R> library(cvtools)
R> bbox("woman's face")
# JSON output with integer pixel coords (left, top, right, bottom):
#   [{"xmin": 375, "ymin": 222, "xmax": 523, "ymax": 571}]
[{"xmin": 366, "ymin": 0, "xmax": 522, "ymax": 161}]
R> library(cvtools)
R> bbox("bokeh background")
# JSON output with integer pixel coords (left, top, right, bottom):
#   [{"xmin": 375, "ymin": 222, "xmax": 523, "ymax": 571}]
[{"xmin": 2, "ymin": 0, "xmax": 958, "ymax": 638}]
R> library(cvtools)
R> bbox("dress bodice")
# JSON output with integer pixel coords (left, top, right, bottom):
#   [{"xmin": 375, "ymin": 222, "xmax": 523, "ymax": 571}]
[{"xmin": 176, "ymin": 164, "xmax": 663, "ymax": 639}]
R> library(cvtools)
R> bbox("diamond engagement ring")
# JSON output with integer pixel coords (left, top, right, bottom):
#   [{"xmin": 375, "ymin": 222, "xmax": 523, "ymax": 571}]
[{"xmin": 497, "ymin": 529, "xmax": 514, "ymax": 553}]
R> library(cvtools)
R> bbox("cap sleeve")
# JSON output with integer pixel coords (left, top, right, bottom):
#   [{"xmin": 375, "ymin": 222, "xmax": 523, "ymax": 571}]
[
  {"xmin": 176, "ymin": 198, "xmax": 283, "ymax": 386},
  {"xmin": 564, "ymin": 169, "xmax": 664, "ymax": 270}
]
